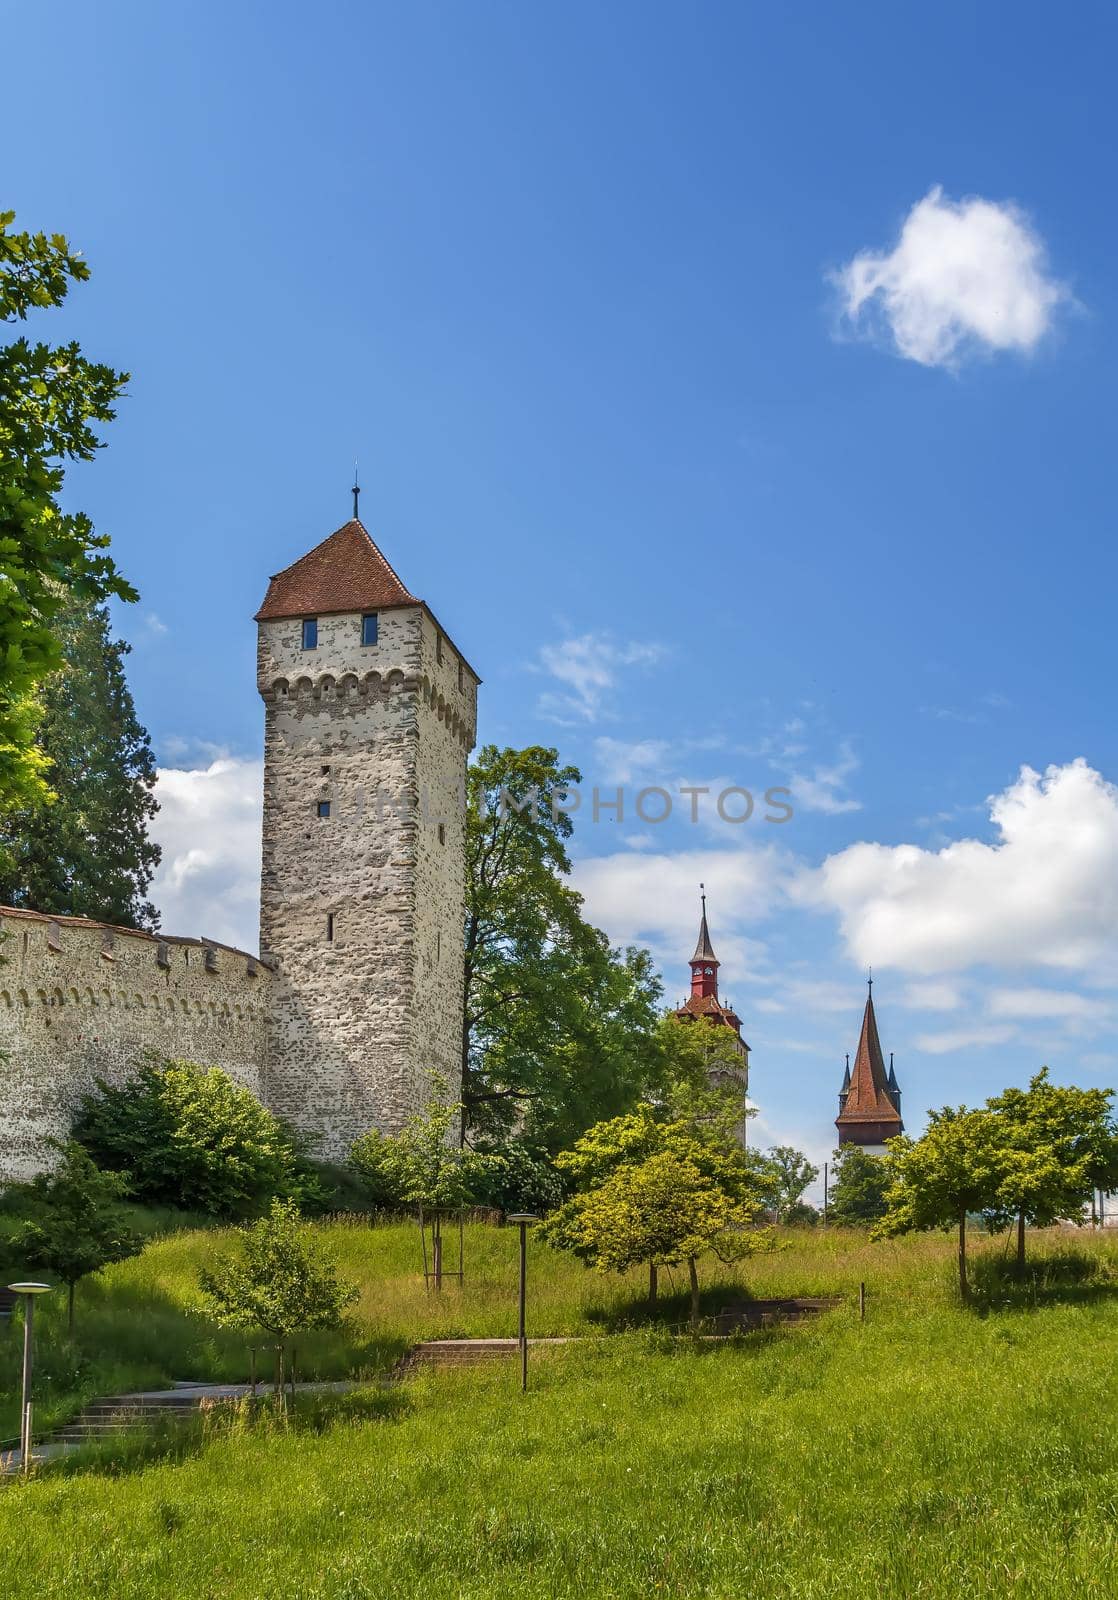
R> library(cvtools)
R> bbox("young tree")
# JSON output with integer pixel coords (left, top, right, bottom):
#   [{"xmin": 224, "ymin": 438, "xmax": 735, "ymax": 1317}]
[
  {"xmin": 351, "ymin": 1074, "xmax": 485, "ymax": 1288},
  {"xmin": 198, "ymin": 1199, "xmax": 358, "ymax": 1400},
  {"xmin": 10, "ymin": 1140, "xmax": 140, "ymax": 1331},
  {"xmin": 463, "ymin": 745, "xmax": 662, "ymax": 1150},
  {"xmin": 73, "ymin": 1059, "xmax": 306, "ymax": 1218},
  {"xmin": 876, "ymin": 1107, "xmax": 1006, "ymax": 1302},
  {"xmin": 0, "ymin": 212, "xmax": 134, "ymax": 814},
  {"xmin": 545, "ymin": 1125, "xmax": 766, "ymax": 1329},
  {"xmin": 827, "ymin": 1145, "xmax": 890, "ymax": 1227},
  {"xmin": 0, "ymin": 600, "xmax": 160, "ymax": 926},
  {"xmin": 985, "ymin": 1070, "xmax": 1118, "ymax": 1273}
]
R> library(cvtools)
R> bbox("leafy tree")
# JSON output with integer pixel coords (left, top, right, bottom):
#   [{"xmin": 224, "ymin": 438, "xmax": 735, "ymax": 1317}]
[
  {"xmin": 985, "ymin": 1069, "xmax": 1118, "ymax": 1273},
  {"xmin": 466, "ymin": 1141, "xmax": 564, "ymax": 1216},
  {"xmin": 544, "ymin": 1121, "xmax": 767, "ymax": 1329},
  {"xmin": 350, "ymin": 1075, "xmax": 486, "ymax": 1288},
  {"xmin": 198, "ymin": 1199, "xmax": 358, "ymax": 1400},
  {"xmin": 654, "ymin": 1013, "xmax": 752, "ymax": 1143},
  {"xmin": 463, "ymin": 745, "xmax": 662, "ymax": 1150},
  {"xmin": 827, "ymin": 1145, "xmax": 889, "ymax": 1227},
  {"xmin": 73, "ymin": 1059, "xmax": 306, "ymax": 1218},
  {"xmin": 7, "ymin": 1139, "xmax": 140, "ymax": 1331},
  {"xmin": 0, "ymin": 599, "xmax": 160, "ymax": 926},
  {"xmin": 757, "ymin": 1145, "xmax": 820, "ymax": 1224},
  {"xmin": 0, "ymin": 212, "xmax": 134, "ymax": 814},
  {"xmin": 876, "ymin": 1108, "xmax": 1006, "ymax": 1302}
]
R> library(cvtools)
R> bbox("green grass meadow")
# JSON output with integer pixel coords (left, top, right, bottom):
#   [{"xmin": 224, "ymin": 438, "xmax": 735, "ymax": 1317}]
[{"xmin": 3, "ymin": 1222, "xmax": 1118, "ymax": 1596}]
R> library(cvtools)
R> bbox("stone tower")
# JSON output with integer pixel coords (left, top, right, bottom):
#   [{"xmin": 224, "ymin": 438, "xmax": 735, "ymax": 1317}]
[
  {"xmin": 835, "ymin": 980, "xmax": 903, "ymax": 1155},
  {"xmin": 255, "ymin": 517, "xmax": 478, "ymax": 1157}
]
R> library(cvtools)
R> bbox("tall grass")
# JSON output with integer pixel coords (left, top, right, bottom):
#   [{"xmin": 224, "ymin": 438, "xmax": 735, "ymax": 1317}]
[{"xmin": 2, "ymin": 1229, "xmax": 1118, "ymax": 1596}]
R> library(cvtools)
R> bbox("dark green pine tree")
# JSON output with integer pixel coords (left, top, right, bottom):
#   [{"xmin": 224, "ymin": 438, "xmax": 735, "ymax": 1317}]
[{"xmin": 0, "ymin": 601, "xmax": 161, "ymax": 928}]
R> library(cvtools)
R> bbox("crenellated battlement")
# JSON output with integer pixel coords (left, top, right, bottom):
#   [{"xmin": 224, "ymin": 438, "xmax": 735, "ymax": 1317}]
[{"xmin": 0, "ymin": 906, "xmax": 272, "ymax": 1183}]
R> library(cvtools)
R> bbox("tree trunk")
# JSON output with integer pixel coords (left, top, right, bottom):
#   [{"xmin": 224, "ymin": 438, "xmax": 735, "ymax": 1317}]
[
  {"xmin": 688, "ymin": 1257, "xmax": 701, "ymax": 1332},
  {"xmin": 68, "ymin": 1280, "xmax": 75, "ymax": 1335},
  {"xmin": 648, "ymin": 1262, "xmax": 658, "ymax": 1307},
  {"xmin": 1016, "ymin": 1208, "xmax": 1026, "ymax": 1276},
  {"xmin": 433, "ymin": 1213, "xmax": 443, "ymax": 1292},
  {"xmin": 274, "ymin": 1345, "xmax": 285, "ymax": 1408},
  {"xmin": 958, "ymin": 1207, "xmax": 969, "ymax": 1304}
]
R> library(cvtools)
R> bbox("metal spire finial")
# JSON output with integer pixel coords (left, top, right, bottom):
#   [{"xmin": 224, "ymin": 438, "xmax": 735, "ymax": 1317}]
[
  {"xmin": 352, "ymin": 458, "xmax": 360, "ymax": 522},
  {"xmin": 700, "ymin": 881, "xmax": 706, "ymax": 914},
  {"xmin": 867, "ymin": 967, "xmax": 873, "ymax": 995}
]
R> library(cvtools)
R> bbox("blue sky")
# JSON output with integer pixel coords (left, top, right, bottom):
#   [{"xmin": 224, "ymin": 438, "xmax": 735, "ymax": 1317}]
[{"xmin": 8, "ymin": 1, "xmax": 1118, "ymax": 1172}]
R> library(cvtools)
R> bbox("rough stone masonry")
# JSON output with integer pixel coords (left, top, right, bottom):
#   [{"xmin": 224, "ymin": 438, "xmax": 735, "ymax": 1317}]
[{"xmin": 0, "ymin": 517, "xmax": 478, "ymax": 1181}]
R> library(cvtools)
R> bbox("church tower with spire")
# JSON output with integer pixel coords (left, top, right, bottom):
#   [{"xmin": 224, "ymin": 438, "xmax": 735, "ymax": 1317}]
[
  {"xmin": 673, "ymin": 888, "xmax": 750, "ymax": 1138},
  {"xmin": 255, "ymin": 512, "xmax": 478, "ymax": 1156},
  {"xmin": 835, "ymin": 980, "xmax": 903, "ymax": 1154}
]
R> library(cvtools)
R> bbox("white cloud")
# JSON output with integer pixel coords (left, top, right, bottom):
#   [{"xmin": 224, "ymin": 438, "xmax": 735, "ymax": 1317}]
[
  {"xmin": 142, "ymin": 612, "xmax": 168, "ymax": 637},
  {"xmin": 913, "ymin": 1024, "xmax": 1017, "ymax": 1056},
  {"xmin": 902, "ymin": 980, "xmax": 962, "ymax": 1012},
  {"xmin": 571, "ymin": 846, "xmax": 781, "ymax": 988},
  {"xmin": 535, "ymin": 634, "xmax": 664, "ymax": 723},
  {"xmin": 149, "ymin": 757, "xmax": 263, "ymax": 952},
  {"xmin": 987, "ymin": 988, "xmax": 1110, "ymax": 1024},
  {"xmin": 592, "ymin": 736, "xmax": 671, "ymax": 784},
  {"xmin": 787, "ymin": 741, "xmax": 861, "ymax": 815},
  {"xmin": 833, "ymin": 186, "xmax": 1070, "ymax": 368},
  {"xmin": 807, "ymin": 759, "xmax": 1118, "ymax": 977}
]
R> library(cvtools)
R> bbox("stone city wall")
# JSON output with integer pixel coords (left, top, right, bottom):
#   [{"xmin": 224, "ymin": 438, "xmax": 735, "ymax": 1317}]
[{"xmin": 0, "ymin": 907, "xmax": 270, "ymax": 1183}]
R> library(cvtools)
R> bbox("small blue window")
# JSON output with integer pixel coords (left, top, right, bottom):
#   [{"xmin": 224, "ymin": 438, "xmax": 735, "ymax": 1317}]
[
  {"xmin": 302, "ymin": 618, "xmax": 318, "ymax": 650},
  {"xmin": 361, "ymin": 613, "xmax": 378, "ymax": 647},
  {"xmin": 316, "ymin": 800, "xmax": 331, "ymax": 819}
]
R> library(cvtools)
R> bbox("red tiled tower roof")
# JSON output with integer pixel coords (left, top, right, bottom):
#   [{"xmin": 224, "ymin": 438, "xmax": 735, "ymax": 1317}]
[
  {"xmin": 835, "ymin": 983, "xmax": 903, "ymax": 1146},
  {"xmin": 255, "ymin": 519, "xmax": 419, "ymax": 621},
  {"xmin": 673, "ymin": 889, "xmax": 749, "ymax": 1051}
]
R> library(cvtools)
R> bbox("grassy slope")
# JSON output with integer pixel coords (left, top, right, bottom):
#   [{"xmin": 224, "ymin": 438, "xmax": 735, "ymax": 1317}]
[{"xmin": 2, "ymin": 1227, "xmax": 1118, "ymax": 1594}]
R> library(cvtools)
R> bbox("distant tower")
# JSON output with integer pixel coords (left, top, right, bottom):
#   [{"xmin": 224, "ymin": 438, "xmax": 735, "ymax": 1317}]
[
  {"xmin": 673, "ymin": 887, "xmax": 750, "ymax": 1139},
  {"xmin": 835, "ymin": 980, "xmax": 903, "ymax": 1155},
  {"xmin": 256, "ymin": 514, "xmax": 478, "ymax": 1155}
]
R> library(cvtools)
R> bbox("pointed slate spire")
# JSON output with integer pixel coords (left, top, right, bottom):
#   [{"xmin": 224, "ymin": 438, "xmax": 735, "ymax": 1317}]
[
  {"xmin": 691, "ymin": 884, "xmax": 718, "ymax": 965},
  {"xmin": 835, "ymin": 981, "xmax": 903, "ymax": 1146}
]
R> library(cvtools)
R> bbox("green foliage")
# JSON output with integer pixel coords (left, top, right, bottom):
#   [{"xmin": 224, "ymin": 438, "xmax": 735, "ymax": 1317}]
[
  {"xmin": 73, "ymin": 1059, "xmax": 306, "ymax": 1218},
  {"xmin": 198, "ymin": 1199, "xmax": 359, "ymax": 1362},
  {"xmin": 466, "ymin": 1141, "xmax": 564, "ymax": 1215},
  {"xmin": 0, "ymin": 599, "xmax": 160, "ymax": 925},
  {"xmin": 3, "ymin": 1140, "xmax": 140, "ymax": 1329},
  {"xmin": 0, "ymin": 211, "xmax": 134, "ymax": 814},
  {"xmin": 743, "ymin": 1144, "xmax": 820, "ymax": 1224},
  {"xmin": 827, "ymin": 1144, "xmax": 890, "ymax": 1226},
  {"xmin": 984, "ymin": 1070, "xmax": 1118, "ymax": 1259},
  {"xmin": 653, "ymin": 1013, "xmax": 752, "ymax": 1140},
  {"xmin": 350, "ymin": 1075, "xmax": 483, "ymax": 1212},
  {"xmin": 877, "ymin": 1106, "xmax": 1007, "ymax": 1298},
  {"xmin": 463, "ymin": 745, "xmax": 663, "ymax": 1150},
  {"xmin": 545, "ymin": 1109, "xmax": 771, "ymax": 1325}
]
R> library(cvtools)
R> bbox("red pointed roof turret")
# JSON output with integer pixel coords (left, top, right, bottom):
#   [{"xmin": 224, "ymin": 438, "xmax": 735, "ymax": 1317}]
[{"xmin": 255, "ymin": 519, "xmax": 419, "ymax": 621}]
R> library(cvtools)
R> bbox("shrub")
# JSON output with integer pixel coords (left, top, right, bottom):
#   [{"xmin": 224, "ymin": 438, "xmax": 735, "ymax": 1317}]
[
  {"xmin": 468, "ymin": 1142, "xmax": 563, "ymax": 1215},
  {"xmin": 73, "ymin": 1059, "xmax": 306, "ymax": 1219}
]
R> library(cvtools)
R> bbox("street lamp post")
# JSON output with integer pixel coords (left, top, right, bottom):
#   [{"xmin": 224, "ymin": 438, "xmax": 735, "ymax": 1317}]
[
  {"xmin": 507, "ymin": 1215, "xmax": 539, "ymax": 1393},
  {"xmin": 8, "ymin": 1282, "xmax": 52, "ymax": 1472}
]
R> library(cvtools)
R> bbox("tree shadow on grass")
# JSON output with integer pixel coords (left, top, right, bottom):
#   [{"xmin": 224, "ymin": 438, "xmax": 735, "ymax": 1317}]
[
  {"xmin": 582, "ymin": 1281, "xmax": 772, "ymax": 1336},
  {"xmin": 969, "ymin": 1245, "xmax": 1118, "ymax": 1313}
]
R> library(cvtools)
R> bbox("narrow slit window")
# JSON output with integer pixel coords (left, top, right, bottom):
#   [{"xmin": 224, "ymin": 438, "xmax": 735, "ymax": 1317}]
[
  {"xmin": 438, "ymin": 822, "xmax": 446, "ymax": 845},
  {"xmin": 302, "ymin": 618, "xmax": 318, "ymax": 650},
  {"xmin": 326, "ymin": 914, "xmax": 335, "ymax": 942},
  {"xmin": 436, "ymin": 633, "xmax": 443, "ymax": 665},
  {"xmin": 316, "ymin": 800, "xmax": 331, "ymax": 819},
  {"xmin": 458, "ymin": 660, "xmax": 464, "ymax": 691},
  {"xmin": 361, "ymin": 613, "xmax": 378, "ymax": 647}
]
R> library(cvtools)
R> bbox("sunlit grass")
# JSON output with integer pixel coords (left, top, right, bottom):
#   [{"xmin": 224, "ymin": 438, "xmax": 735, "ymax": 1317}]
[{"xmin": 3, "ymin": 1229, "xmax": 1118, "ymax": 1596}]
